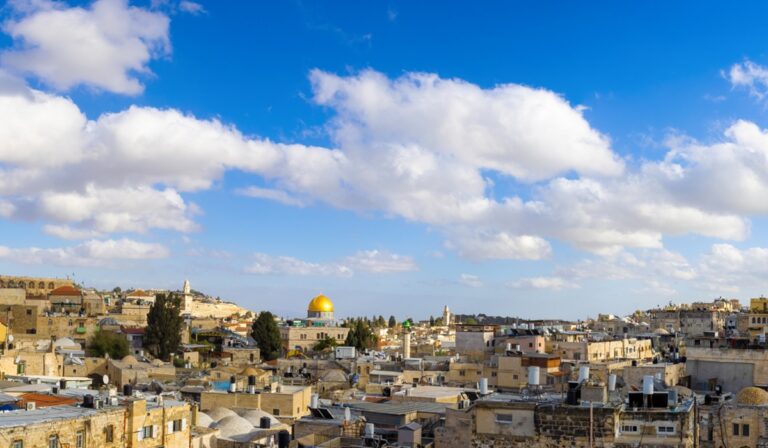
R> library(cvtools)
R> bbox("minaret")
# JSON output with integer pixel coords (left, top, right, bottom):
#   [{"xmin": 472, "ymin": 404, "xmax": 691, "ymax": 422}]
[
  {"xmin": 182, "ymin": 279, "xmax": 192, "ymax": 311},
  {"xmin": 443, "ymin": 305, "xmax": 452, "ymax": 326}
]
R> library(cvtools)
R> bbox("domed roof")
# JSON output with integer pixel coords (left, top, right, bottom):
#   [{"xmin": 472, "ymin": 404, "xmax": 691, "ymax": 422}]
[
  {"xmin": 308, "ymin": 294, "xmax": 334, "ymax": 313},
  {"xmin": 151, "ymin": 359, "xmax": 164, "ymax": 367},
  {"xmin": 737, "ymin": 387, "xmax": 768, "ymax": 405},
  {"xmin": 121, "ymin": 355, "xmax": 139, "ymax": 365},
  {"xmin": 208, "ymin": 407, "xmax": 238, "ymax": 422},
  {"xmin": 99, "ymin": 317, "xmax": 119, "ymax": 327},
  {"xmin": 212, "ymin": 415, "xmax": 254, "ymax": 438},
  {"xmin": 196, "ymin": 412, "xmax": 214, "ymax": 428},
  {"xmin": 653, "ymin": 328, "xmax": 670, "ymax": 335},
  {"xmin": 238, "ymin": 409, "xmax": 280, "ymax": 427},
  {"xmin": 240, "ymin": 366, "xmax": 263, "ymax": 377},
  {"xmin": 53, "ymin": 337, "xmax": 79, "ymax": 348}
]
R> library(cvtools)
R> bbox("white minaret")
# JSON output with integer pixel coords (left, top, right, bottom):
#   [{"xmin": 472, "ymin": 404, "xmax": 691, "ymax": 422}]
[
  {"xmin": 443, "ymin": 305, "xmax": 452, "ymax": 326},
  {"xmin": 182, "ymin": 279, "xmax": 192, "ymax": 311}
]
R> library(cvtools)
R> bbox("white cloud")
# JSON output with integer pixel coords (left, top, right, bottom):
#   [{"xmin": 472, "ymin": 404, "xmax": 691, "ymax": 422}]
[
  {"xmin": 458, "ymin": 273, "xmax": 482, "ymax": 288},
  {"xmin": 1, "ymin": 66, "xmax": 768, "ymax": 265},
  {"xmin": 344, "ymin": 250, "xmax": 417, "ymax": 273},
  {"xmin": 508, "ymin": 276, "xmax": 579, "ymax": 291},
  {"xmin": 236, "ymin": 186, "xmax": 306, "ymax": 207},
  {"xmin": 697, "ymin": 243, "xmax": 768, "ymax": 292},
  {"xmin": 178, "ymin": 1, "xmax": 205, "ymax": 15},
  {"xmin": 311, "ymin": 69, "xmax": 624, "ymax": 182},
  {"xmin": 727, "ymin": 60, "xmax": 768, "ymax": 101},
  {"xmin": 2, "ymin": 0, "xmax": 170, "ymax": 94},
  {"xmin": 245, "ymin": 249, "xmax": 416, "ymax": 277},
  {"xmin": 445, "ymin": 231, "xmax": 552, "ymax": 261},
  {"xmin": 0, "ymin": 238, "xmax": 169, "ymax": 266}
]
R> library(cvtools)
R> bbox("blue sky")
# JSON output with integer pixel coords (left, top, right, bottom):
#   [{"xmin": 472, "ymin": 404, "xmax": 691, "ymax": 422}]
[{"xmin": 2, "ymin": 1, "xmax": 768, "ymax": 320}]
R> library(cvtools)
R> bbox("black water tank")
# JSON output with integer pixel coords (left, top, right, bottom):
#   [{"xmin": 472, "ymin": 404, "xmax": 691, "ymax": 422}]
[
  {"xmin": 83, "ymin": 394, "xmax": 94, "ymax": 408},
  {"xmin": 123, "ymin": 384, "xmax": 133, "ymax": 396},
  {"xmin": 277, "ymin": 430, "xmax": 290, "ymax": 448},
  {"xmin": 260, "ymin": 416, "xmax": 271, "ymax": 429},
  {"xmin": 248, "ymin": 375, "xmax": 256, "ymax": 386}
]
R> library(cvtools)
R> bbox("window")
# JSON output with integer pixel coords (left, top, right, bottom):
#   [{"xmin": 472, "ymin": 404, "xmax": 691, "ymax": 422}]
[
  {"xmin": 273, "ymin": 408, "xmax": 280, "ymax": 416},
  {"xmin": 142, "ymin": 426, "xmax": 152, "ymax": 439},
  {"xmin": 26, "ymin": 309, "xmax": 32, "ymax": 316},
  {"xmin": 459, "ymin": 370, "xmax": 466, "ymax": 377},
  {"xmin": 76, "ymin": 431, "xmax": 85, "ymax": 448},
  {"xmin": 172, "ymin": 419, "xmax": 184, "ymax": 432},
  {"xmin": 48, "ymin": 436, "xmax": 58, "ymax": 448},
  {"xmin": 105, "ymin": 425, "xmax": 114, "ymax": 443},
  {"xmin": 743, "ymin": 424, "xmax": 750, "ymax": 436},
  {"xmin": 657, "ymin": 426, "xmax": 675, "ymax": 435},
  {"xmin": 733, "ymin": 423, "xmax": 740, "ymax": 436},
  {"xmin": 621, "ymin": 425, "xmax": 639, "ymax": 433},
  {"xmin": 12, "ymin": 441, "xmax": 23, "ymax": 448},
  {"xmin": 495, "ymin": 414, "xmax": 513, "ymax": 424}
]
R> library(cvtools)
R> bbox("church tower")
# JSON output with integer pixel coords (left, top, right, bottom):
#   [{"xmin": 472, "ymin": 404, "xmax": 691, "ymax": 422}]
[{"xmin": 443, "ymin": 305, "xmax": 452, "ymax": 326}]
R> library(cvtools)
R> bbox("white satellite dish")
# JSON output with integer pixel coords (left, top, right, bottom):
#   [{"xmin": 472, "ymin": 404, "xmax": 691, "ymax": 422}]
[
  {"xmin": 103, "ymin": 375, "xmax": 109, "ymax": 385},
  {"xmin": 7, "ymin": 335, "xmax": 13, "ymax": 342}
]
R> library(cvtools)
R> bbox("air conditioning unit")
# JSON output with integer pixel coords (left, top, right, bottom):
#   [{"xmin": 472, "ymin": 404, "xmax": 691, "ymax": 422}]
[{"xmin": 26, "ymin": 402, "xmax": 36, "ymax": 411}]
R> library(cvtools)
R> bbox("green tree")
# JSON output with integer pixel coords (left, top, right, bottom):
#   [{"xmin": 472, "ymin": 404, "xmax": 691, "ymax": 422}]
[
  {"xmin": 429, "ymin": 315, "xmax": 435, "ymax": 327},
  {"xmin": 463, "ymin": 316, "xmax": 478, "ymax": 325},
  {"xmin": 388, "ymin": 315, "xmax": 397, "ymax": 328},
  {"xmin": 313, "ymin": 336, "xmax": 338, "ymax": 352},
  {"xmin": 251, "ymin": 311, "xmax": 282, "ymax": 361},
  {"xmin": 143, "ymin": 293, "xmax": 183, "ymax": 361},
  {"xmin": 344, "ymin": 318, "xmax": 378, "ymax": 351},
  {"xmin": 88, "ymin": 329, "xmax": 129, "ymax": 359}
]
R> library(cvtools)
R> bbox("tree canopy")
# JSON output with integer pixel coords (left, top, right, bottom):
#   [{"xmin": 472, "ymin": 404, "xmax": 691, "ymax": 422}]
[
  {"xmin": 251, "ymin": 311, "xmax": 281, "ymax": 361},
  {"xmin": 88, "ymin": 329, "xmax": 129, "ymax": 359},
  {"xmin": 344, "ymin": 318, "xmax": 378, "ymax": 351},
  {"xmin": 388, "ymin": 315, "xmax": 397, "ymax": 328},
  {"xmin": 313, "ymin": 335, "xmax": 338, "ymax": 352},
  {"xmin": 143, "ymin": 293, "xmax": 183, "ymax": 361}
]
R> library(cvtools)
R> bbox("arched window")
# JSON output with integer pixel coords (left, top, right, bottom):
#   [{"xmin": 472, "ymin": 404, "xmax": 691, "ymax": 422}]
[
  {"xmin": 38, "ymin": 281, "xmax": 44, "ymax": 289},
  {"xmin": 48, "ymin": 282, "xmax": 54, "ymax": 289},
  {"xmin": 28, "ymin": 281, "xmax": 34, "ymax": 289}
]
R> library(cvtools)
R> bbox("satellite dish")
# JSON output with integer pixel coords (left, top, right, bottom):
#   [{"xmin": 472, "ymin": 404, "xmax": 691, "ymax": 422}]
[
  {"xmin": 7, "ymin": 335, "xmax": 13, "ymax": 342},
  {"xmin": 103, "ymin": 375, "xmax": 110, "ymax": 385}
]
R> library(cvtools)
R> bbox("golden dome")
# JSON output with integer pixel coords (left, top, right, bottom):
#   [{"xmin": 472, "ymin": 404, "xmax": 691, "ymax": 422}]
[{"xmin": 308, "ymin": 294, "xmax": 334, "ymax": 313}]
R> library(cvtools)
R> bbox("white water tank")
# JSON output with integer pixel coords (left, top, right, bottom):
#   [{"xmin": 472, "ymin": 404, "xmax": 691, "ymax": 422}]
[
  {"xmin": 310, "ymin": 394, "xmax": 319, "ymax": 409},
  {"xmin": 365, "ymin": 423, "xmax": 375, "ymax": 437},
  {"xmin": 608, "ymin": 374, "xmax": 617, "ymax": 392},
  {"xmin": 643, "ymin": 375, "xmax": 654, "ymax": 395},
  {"xmin": 528, "ymin": 366, "xmax": 540, "ymax": 385},
  {"xmin": 506, "ymin": 343, "xmax": 512, "ymax": 352},
  {"xmin": 344, "ymin": 407, "xmax": 351, "ymax": 421},
  {"xmin": 479, "ymin": 378, "xmax": 489, "ymax": 395},
  {"xmin": 578, "ymin": 366, "xmax": 590, "ymax": 383}
]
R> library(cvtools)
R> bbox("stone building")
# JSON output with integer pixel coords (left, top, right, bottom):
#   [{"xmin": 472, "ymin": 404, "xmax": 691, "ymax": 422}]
[
  {"xmin": 436, "ymin": 390, "xmax": 697, "ymax": 447},
  {"xmin": 0, "ymin": 275, "xmax": 74, "ymax": 296},
  {"xmin": 0, "ymin": 396, "xmax": 190, "ymax": 448},
  {"xmin": 279, "ymin": 295, "xmax": 349, "ymax": 352}
]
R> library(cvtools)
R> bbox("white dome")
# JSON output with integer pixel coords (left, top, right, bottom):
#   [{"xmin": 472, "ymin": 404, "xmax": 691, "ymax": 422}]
[
  {"xmin": 53, "ymin": 337, "xmax": 79, "ymax": 349},
  {"xmin": 196, "ymin": 412, "xmax": 214, "ymax": 428},
  {"xmin": 212, "ymin": 415, "xmax": 255, "ymax": 438},
  {"xmin": 207, "ymin": 407, "xmax": 238, "ymax": 422},
  {"xmin": 238, "ymin": 409, "xmax": 280, "ymax": 427}
]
